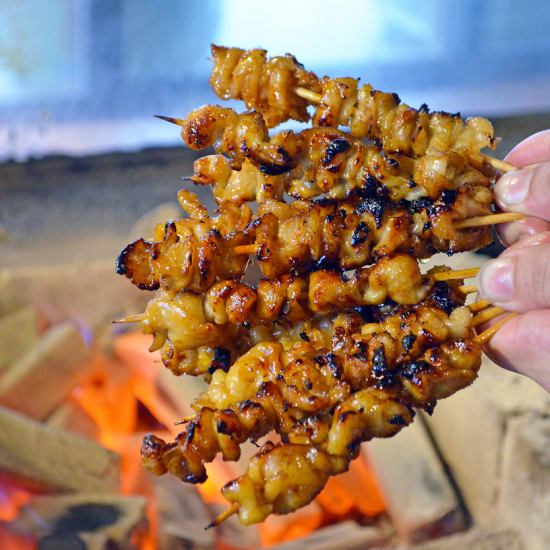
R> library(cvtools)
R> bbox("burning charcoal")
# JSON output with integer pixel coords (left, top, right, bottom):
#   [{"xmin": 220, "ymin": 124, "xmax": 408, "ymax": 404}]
[
  {"xmin": 0, "ymin": 306, "xmax": 40, "ymax": 370},
  {"xmin": 384, "ymin": 526, "xmax": 524, "ymax": 550},
  {"xmin": 365, "ymin": 420, "xmax": 464, "ymax": 543},
  {"xmin": 316, "ymin": 454, "xmax": 385, "ymax": 520},
  {"xmin": 209, "ymin": 502, "xmax": 261, "ymax": 549},
  {"xmin": 259, "ymin": 502, "xmax": 323, "ymax": 547},
  {"xmin": 0, "ymin": 405, "xmax": 119, "ymax": 493},
  {"xmin": 498, "ymin": 415, "xmax": 550, "ymax": 550},
  {"xmin": 269, "ymin": 521, "xmax": 385, "ymax": 550},
  {"xmin": 46, "ymin": 400, "xmax": 100, "ymax": 441},
  {"xmin": 11, "ymin": 495, "xmax": 147, "ymax": 550},
  {"xmin": 0, "ymin": 323, "xmax": 92, "ymax": 420},
  {"xmin": 153, "ymin": 475, "xmax": 215, "ymax": 550}
]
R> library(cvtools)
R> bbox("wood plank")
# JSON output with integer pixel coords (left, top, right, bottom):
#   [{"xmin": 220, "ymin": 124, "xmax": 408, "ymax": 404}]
[
  {"xmin": 498, "ymin": 415, "xmax": 550, "ymax": 550},
  {"xmin": 364, "ymin": 420, "xmax": 464, "ymax": 544},
  {"xmin": 153, "ymin": 474, "xmax": 215, "ymax": 550},
  {"xmin": 386, "ymin": 527, "xmax": 524, "ymax": 550},
  {"xmin": 12, "ymin": 494, "xmax": 147, "ymax": 549},
  {"xmin": 423, "ymin": 358, "xmax": 550, "ymax": 524},
  {"xmin": 270, "ymin": 521, "xmax": 384, "ymax": 550},
  {"xmin": 0, "ymin": 260, "xmax": 148, "ymax": 331},
  {"xmin": 0, "ymin": 306, "xmax": 40, "ymax": 370},
  {"xmin": 0, "ymin": 405, "xmax": 119, "ymax": 493},
  {"xmin": 46, "ymin": 399, "xmax": 100, "ymax": 440},
  {"xmin": 0, "ymin": 323, "xmax": 91, "ymax": 420}
]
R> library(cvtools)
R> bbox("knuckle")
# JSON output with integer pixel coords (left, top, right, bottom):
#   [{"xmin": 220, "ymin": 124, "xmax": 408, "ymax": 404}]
[
  {"xmin": 517, "ymin": 312, "xmax": 550, "ymax": 354},
  {"xmin": 530, "ymin": 162, "xmax": 550, "ymax": 199},
  {"xmin": 517, "ymin": 247, "xmax": 550, "ymax": 308}
]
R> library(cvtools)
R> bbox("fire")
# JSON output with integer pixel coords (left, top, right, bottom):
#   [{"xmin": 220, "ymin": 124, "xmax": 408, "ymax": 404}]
[
  {"xmin": 80, "ymin": 329, "xmax": 386, "ymax": 548},
  {"xmin": 0, "ymin": 480, "xmax": 35, "ymax": 549},
  {"xmin": 0, "ymin": 326, "xmax": 387, "ymax": 549}
]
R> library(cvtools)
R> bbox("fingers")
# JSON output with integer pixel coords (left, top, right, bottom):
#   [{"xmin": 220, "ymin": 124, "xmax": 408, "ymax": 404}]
[
  {"xmin": 494, "ymin": 130, "xmax": 550, "ymax": 243},
  {"xmin": 497, "ymin": 216, "xmax": 550, "ymax": 247},
  {"xmin": 494, "ymin": 161, "xmax": 550, "ymax": 221},
  {"xmin": 483, "ymin": 310, "xmax": 550, "ymax": 392},
  {"xmin": 504, "ymin": 129, "xmax": 550, "ymax": 167},
  {"xmin": 477, "ymin": 235, "xmax": 550, "ymax": 311}
]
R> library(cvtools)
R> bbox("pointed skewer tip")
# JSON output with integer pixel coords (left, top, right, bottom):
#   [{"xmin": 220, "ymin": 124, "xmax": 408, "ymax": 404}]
[
  {"xmin": 112, "ymin": 314, "xmax": 145, "ymax": 324},
  {"xmin": 154, "ymin": 114, "xmax": 186, "ymax": 127},
  {"xmin": 205, "ymin": 503, "xmax": 239, "ymax": 529}
]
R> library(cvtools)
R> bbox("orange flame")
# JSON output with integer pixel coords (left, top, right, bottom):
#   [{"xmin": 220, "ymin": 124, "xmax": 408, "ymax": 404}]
[{"xmin": 1, "ymin": 327, "xmax": 387, "ymax": 550}]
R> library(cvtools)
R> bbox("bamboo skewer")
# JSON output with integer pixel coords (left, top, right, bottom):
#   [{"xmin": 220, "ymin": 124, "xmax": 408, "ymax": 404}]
[
  {"xmin": 471, "ymin": 306, "xmax": 507, "ymax": 327},
  {"xmin": 295, "ymin": 87, "xmax": 516, "ymax": 174},
  {"xmin": 459, "ymin": 284, "xmax": 478, "ymax": 295},
  {"xmin": 454, "ymin": 212, "xmax": 524, "ymax": 229},
  {"xmin": 234, "ymin": 244, "xmax": 259, "ymax": 256},
  {"xmin": 468, "ymin": 299, "xmax": 491, "ymax": 313},
  {"xmin": 155, "ymin": 114, "xmax": 186, "ymax": 126},
  {"xmin": 294, "ymin": 86, "xmax": 323, "ymax": 103},
  {"xmin": 175, "ymin": 415, "xmax": 195, "ymax": 425},
  {"xmin": 433, "ymin": 267, "xmax": 480, "ymax": 282},
  {"xmin": 206, "ymin": 503, "xmax": 239, "ymax": 529},
  {"xmin": 474, "ymin": 313, "xmax": 518, "ymax": 345},
  {"xmin": 112, "ymin": 314, "xmax": 146, "ymax": 324},
  {"xmin": 486, "ymin": 157, "xmax": 517, "ymax": 174}
]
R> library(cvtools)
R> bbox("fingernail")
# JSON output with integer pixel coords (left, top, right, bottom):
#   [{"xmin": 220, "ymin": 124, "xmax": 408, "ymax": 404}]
[
  {"xmin": 497, "ymin": 168, "xmax": 531, "ymax": 205},
  {"xmin": 478, "ymin": 258, "xmax": 515, "ymax": 302}
]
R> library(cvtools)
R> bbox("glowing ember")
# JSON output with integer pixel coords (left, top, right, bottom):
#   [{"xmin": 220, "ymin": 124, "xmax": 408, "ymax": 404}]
[{"xmin": 0, "ymin": 327, "xmax": 387, "ymax": 549}]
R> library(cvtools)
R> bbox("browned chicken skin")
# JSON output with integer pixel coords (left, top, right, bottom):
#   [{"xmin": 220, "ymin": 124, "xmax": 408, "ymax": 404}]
[
  {"xmin": 209, "ymin": 45, "xmax": 495, "ymax": 163},
  {"xmin": 182, "ymin": 106, "xmax": 495, "ymax": 202},
  {"xmin": 116, "ymin": 190, "xmax": 251, "ymax": 293},
  {"xmin": 141, "ymin": 288, "xmax": 481, "ymax": 523},
  {"xmin": 117, "ymin": 187, "xmax": 492, "ymax": 294},
  {"xmin": 210, "ymin": 44, "xmax": 321, "ymax": 127},
  {"xmin": 115, "ymin": 43, "xmax": 502, "ymax": 526}
]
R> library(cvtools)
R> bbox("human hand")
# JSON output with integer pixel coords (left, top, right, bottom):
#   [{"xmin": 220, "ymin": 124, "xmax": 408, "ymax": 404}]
[{"xmin": 477, "ymin": 129, "xmax": 550, "ymax": 391}]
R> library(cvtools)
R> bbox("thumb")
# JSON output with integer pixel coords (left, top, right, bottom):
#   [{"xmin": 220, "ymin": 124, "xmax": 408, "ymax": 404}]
[
  {"xmin": 485, "ymin": 310, "xmax": 550, "ymax": 391},
  {"xmin": 477, "ymin": 237, "xmax": 550, "ymax": 312},
  {"xmin": 494, "ymin": 161, "xmax": 550, "ymax": 221}
]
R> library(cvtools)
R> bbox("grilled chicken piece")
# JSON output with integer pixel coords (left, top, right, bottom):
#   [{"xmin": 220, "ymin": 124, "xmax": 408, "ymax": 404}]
[
  {"xmin": 182, "ymin": 107, "xmax": 495, "ymax": 202},
  {"xmin": 116, "ymin": 191, "xmax": 252, "ymax": 293},
  {"xmin": 208, "ymin": 45, "xmax": 496, "ymax": 164},
  {"xmin": 141, "ymin": 286, "xmax": 481, "ymax": 512},
  {"xmin": 210, "ymin": 44, "xmax": 321, "ymax": 127}
]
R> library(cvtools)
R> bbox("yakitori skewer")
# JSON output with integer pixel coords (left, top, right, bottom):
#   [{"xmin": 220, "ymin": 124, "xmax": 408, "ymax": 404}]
[
  {"xmin": 294, "ymin": 86, "xmax": 515, "ymax": 174},
  {"xmin": 206, "ymin": 298, "xmax": 513, "ymax": 528},
  {"xmin": 116, "ymin": 43, "xmax": 529, "ymax": 529},
  {"xmin": 474, "ymin": 313, "xmax": 518, "ymax": 345},
  {"xmin": 159, "ymin": 113, "xmax": 523, "ymax": 234},
  {"xmin": 433, "ymin": 267, "xmax": 480, "ymax": 281},
  {"xmin": 454, "ymin": 212, "xmax": 524, "ymax": 229}
]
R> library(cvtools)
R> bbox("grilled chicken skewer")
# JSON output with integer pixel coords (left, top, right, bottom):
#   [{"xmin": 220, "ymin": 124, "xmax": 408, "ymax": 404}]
[
  {"xmin": 142, "ymin": 284, "xmax": 494, "ymax": 523},
  {"xmin": 118, "ymin": 261, "xmax": 473, "ymax": 379},
  {"xmin": 117, "ymin": 185, "xmax": 493, "ymax": 293},
  {"xmin": 234, "ymin": 189, "xmax": 493, "ymax": 278},
  {"xmin": 114, "ymin": 43, "xmax": 523, "ymax": 529},
  {"xmin": 209, "ymin": 45, "xmax": 496, "ymax": 165},
  {"xmin": 168, "ymin": 105, "xmax": 496, "ymax": 203}
]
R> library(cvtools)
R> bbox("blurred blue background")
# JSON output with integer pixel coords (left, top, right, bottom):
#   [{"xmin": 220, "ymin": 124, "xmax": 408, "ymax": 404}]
[{"xmin": 1, "ymin": 0, "xmax": 550, "ymax": 160}]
